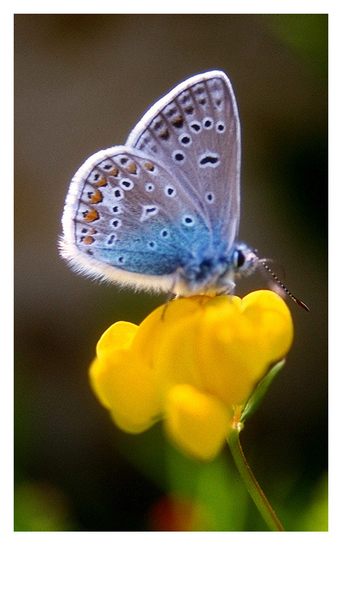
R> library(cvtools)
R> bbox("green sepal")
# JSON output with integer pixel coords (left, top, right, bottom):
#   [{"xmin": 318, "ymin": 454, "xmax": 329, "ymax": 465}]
[{"xmin": 240, "ymin": 359, "xmax": 286, "ymax": 423}]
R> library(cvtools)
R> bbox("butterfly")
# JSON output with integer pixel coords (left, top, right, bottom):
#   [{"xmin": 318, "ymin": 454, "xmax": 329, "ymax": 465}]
[{"xmin": 60, "ymin": 70, "xmax": 308, "ymax": 308}]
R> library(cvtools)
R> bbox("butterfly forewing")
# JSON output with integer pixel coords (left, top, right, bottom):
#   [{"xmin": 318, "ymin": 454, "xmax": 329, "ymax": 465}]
[{"xmin": 127, "ymin": 71, "xmax": 241, "ymax": 249}]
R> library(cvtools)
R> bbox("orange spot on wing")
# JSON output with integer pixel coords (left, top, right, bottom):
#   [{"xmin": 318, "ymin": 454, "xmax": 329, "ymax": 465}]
[
  {"xmin": 172, "ymin": 116, "xmax": 184, "ymax": 128},
  {"xmin": 84, "ymin": 209, "xmax": 99, "ymax": 223},
  {"xmin": 83, "ymin": 235, "xmax": 95, "ymax": 245},
  {"xmin": 95, "ymin": 175, "xmax": 107, "ymax": 187},
  {"xmin": 127, "ymin": 162, "xmax": 137, "ymax": 174},
  {"xmin": 144, "ymin": 161, "xmax": 155, "ymax": 172},
  {"xmin": 109, "ymin": 166, "xmax": 119, "ymax": 177},
  {"xmin": 89, "ymin": 190, "xmax": 103, "ymax": 204}
]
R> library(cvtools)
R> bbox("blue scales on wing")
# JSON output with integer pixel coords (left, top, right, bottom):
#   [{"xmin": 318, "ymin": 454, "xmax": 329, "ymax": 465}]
[{"xmin": 73, "ymin": 147, "xmax": 212, "ymax": 276}]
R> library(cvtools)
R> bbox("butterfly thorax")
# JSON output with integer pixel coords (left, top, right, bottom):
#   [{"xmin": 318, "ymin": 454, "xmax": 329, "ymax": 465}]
[{"xmin": 178, "ymin": 242, "xmax": 258, "ymax": 295}]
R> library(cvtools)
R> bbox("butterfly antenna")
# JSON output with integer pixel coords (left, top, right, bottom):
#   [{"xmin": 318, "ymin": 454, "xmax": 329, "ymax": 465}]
[{"xmin": 260, "ymin": 260, "xmax": 310, "ymax": 312}]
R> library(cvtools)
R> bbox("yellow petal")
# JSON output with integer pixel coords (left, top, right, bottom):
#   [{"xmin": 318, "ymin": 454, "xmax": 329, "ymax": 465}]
[
  {"xmin": 195, "ymin": 292, "xmax": 293, "ymax": 408},
  {"xmin": 96, "ymin": 321, "xmax": 138, "ymax": 358},
  {"xmin": 165, "ymin": 384, "xmax": 232, "ymax": 461},
  {"xmin": 89, "ymin": 347, "xmax": 160, "ymax": 433},
  {"xmin": 241, "ymin": 290, "xmax": 294, "ymax": 361},
  {"xmin": 132, "ymin": 296, "xmax": 206, "ymax": 368},
  {"xmin": 154, "ymin": 310, "xmax": 206, "ymax": 395},
  {"xmin": 89, "ymin": 291, "xmax": 293, "ymax": 460}
]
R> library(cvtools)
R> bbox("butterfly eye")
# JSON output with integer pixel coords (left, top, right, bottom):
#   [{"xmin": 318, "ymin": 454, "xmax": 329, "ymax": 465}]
[{"xmin": 233, "ymin": 248, "xmax": 246, "ymax": 269}]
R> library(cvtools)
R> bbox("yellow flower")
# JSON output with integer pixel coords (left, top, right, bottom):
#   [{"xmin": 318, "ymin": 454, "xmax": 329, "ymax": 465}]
[{"xmin": 89, "ymin": 291, "xmax": 293, "ymax": 461}]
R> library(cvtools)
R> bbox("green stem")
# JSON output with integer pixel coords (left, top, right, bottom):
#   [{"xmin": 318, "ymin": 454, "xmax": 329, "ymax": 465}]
[{"xmin": 228, "ymin": 428, "xmax": 285, "ymax": 531}]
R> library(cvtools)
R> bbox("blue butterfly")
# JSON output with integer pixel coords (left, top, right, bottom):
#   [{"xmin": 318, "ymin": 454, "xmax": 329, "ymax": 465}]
[{"xmin": 60, "ymin": 70, "xmax": 308, "ymax": 308}]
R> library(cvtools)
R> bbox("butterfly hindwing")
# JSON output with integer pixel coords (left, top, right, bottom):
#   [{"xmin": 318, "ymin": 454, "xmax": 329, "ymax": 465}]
[{"xmin": 61, "ymin": 145, "xmax": 212, "ymax": 286}]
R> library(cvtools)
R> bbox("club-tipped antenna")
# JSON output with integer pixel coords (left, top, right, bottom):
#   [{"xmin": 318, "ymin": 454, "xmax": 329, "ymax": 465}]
[{"xmin": 260, "ymin": 260, "xmax": 310, "ymax": 312}]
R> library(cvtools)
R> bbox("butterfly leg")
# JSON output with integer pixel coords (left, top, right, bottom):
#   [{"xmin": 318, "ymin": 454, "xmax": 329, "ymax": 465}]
[
  {"xmin": 216, "ymin": 281, "xmax": 236, "ymax": 296},
  {"xmin": 161, "ymin": 272, "xmax": 182, "ymax": 319}
]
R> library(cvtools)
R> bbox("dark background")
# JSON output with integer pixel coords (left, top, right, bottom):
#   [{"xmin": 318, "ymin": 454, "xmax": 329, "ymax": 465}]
[{"xmin": 15, "ymin": 14, "xmax": 327, "ymax": 531}]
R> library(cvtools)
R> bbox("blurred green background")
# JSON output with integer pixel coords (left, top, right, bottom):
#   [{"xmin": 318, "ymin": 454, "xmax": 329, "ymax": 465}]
[{"xmin": 14, "ymin": 14, "xmax": 327, "ymax": 531}]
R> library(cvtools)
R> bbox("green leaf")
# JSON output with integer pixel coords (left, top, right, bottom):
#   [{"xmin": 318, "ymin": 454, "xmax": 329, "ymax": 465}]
[{"xmin": 240, "ymin": 359, "xmax": 286, "ymax": 422}]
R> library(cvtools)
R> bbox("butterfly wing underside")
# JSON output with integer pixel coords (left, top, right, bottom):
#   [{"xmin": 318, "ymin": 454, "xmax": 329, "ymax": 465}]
[
  {"xmin": 61, "ymin": 145, "xmax": 212, "ymax": 291},
  {"xmin": 127, "ymin": 70, "xmax": 241, "ymax": 248}
]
